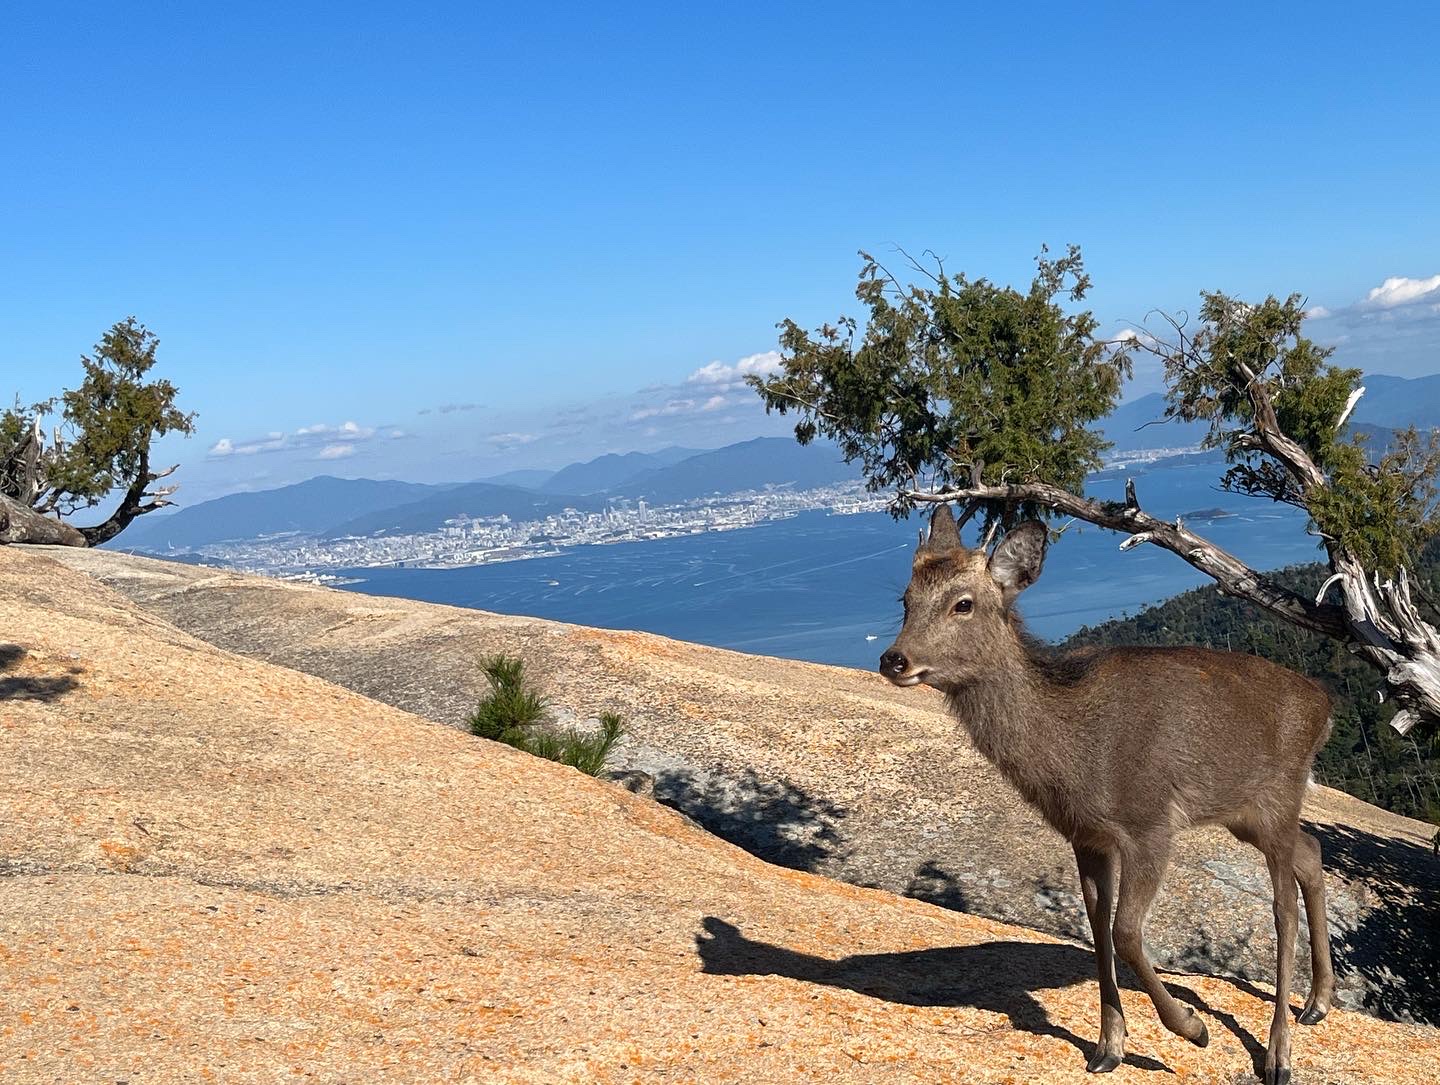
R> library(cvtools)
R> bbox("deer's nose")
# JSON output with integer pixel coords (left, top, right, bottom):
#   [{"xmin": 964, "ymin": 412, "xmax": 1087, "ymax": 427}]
[{"xmin": 879, "ymin": 648, "xmax": 908, "ymax": 676}]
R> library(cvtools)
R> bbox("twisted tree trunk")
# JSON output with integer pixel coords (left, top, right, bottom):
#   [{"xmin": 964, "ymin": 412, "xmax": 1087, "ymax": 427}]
[
  {"xmin": 76, "ymin": 451, "xmax": 179, "ymax": 546},
  {"xmin": 0, "ymin": 429, "xmax": 178, "ymax": 548}
]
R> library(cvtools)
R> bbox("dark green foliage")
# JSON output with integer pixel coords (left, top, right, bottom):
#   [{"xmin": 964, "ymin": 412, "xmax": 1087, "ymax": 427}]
[
  {"xmin": 467, "ymin": 654, "xmax": 624, "ymax": 777},
  {"xmin": 552, "ymin": 712, "xmax": 625, "ymax": 777},
  {"xmin": 2, "ymin": 317, "xmax": 195, "ymax": 518},
  {"xmin": 757, "ymin": 250, "xmax": 1440, "ymax": 571},
  {"xmin": 1156, "ymin": 292, "xmax": 1440, "ymax": 573},
  {"xmin": 469, "ymin": 654, "xmax": 548, "ymax": 743},
  {"xmin": 751, "ymin": 247, "xmax": 1132, "ymax": 522},
  {"xmin": 1065, "ymin": 539, "xmax": 1440, "ymax": 825},
  {"xmin": 1307, "ymin": 425, "xmax": 1440, "ymax": 575}
]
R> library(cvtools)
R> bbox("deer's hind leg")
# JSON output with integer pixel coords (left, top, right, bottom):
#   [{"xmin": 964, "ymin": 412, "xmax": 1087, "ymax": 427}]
[
  {"xmin": 1259, "ymin": 830, "xmax": 1300, "ymax": 1085},
  {"xmin": 1075, "ymin": 844, "xmax": 1126, "ymax": 1073},
  {"xmin": 1112, "ymin": 830, "xmax": 1211, "ymax": 1048},
  {"xmin": 1230, "ymin": 812, "xmax": 1305, "ymax": 1085},
  {"xmin": 1293, "ymin": 828, "xmax": 1335, "ymax": 1025}
]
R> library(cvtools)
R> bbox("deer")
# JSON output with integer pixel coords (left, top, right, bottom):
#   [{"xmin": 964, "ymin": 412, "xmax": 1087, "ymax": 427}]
[{"xmin": 879, "ymin": 505, "xmax": 1335, "ymax": 1085}]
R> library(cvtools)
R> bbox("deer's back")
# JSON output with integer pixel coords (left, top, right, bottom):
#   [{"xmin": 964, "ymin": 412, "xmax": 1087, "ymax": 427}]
[
  {"xmin": 1072, "ymin": 645, "xmax": 1331, "ymax": 752},
  {"xmin": 1064, "ymin": 645, "xmax": 1332, "ymax": 829}
]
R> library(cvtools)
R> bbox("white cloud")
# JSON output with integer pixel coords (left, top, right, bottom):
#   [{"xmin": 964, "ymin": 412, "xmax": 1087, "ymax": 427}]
[
  {"xmin": 487, "ymin": 431, "xmax": 539, "ymax": 450},
  {"xmin": 1310, "ymin": 273, "xmax": 1440, "ymax": 324},
  {"xmin": 296, "ymin": 420, "xmax": 375, "ymax": 440},
  {"xmin": 1292, "ymin": 272, "xmax": 1440, "ymax": 378},
  {"xmin": 687, "ymin": 350, "xmax": 784, "ymax": 387},
  {"xmin": 629, "ymin": 393, "xmax": 742, "ymax": 420},
  {"xmin": 318, "ymin": 443, "xmax": 356, "ymax": 460},
  {"xmin": 626, "ymin": 364, "xmax": 764, "ymax": 423},
  {"xmin": 207, "ymin": 420, "xmax": 382, "ymax": 459},
  {"xmin": 630, "ymin": 399, "xmax": 696, "ymax": 421},
  {"xmin": 1361, "ymin": 275, "xmax": 1440, "ymax": 311},
  {"xmin": 1301, "ymin": 272, "xmax": 1440, "ymax": 328},
  {"xmin": 207, "ymin": 432, "xmax": 285, "ymax": 457},
  {"xmin": 1104, "ymin": 327, "xmax": 1157, "ymax": 348}
]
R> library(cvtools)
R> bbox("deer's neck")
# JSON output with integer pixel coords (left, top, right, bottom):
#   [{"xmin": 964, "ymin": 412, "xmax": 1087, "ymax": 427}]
[
  {"xmin": 944, "ymin": 658, "xmax": 1056, "ymax": 761},
  {"xmin": 942, "ymin": 629, "xmax": 1098, "ymax": 838}
]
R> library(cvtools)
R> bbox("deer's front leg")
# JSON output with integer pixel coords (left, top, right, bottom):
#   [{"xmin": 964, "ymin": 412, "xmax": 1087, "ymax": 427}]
[{"xmin": 1075, "ymin": 844, "xmax": 1126, "ymax": 1073}]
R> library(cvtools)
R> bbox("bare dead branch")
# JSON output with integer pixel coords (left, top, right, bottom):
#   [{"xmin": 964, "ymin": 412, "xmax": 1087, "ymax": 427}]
[
  {"xmin": 1336, "ymin": 386, "xmax": 1365, "ymax": 432},
  {"xmin": 1315, "ymin": 573, "xmax": 1346, "ymax": 606},
  {"xmin": 903, "ymin": 478, "xmax": 1348, "ymax": 639},
  {"xmin": 77, "ymin": 447, "xmax": 178, "ymax": 547}
]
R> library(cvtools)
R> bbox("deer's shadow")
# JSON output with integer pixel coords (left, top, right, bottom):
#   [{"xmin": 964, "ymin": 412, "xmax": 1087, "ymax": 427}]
[{"xmin": 696, "ymin": 916, "xmax": 1269, "ymax": 1074}]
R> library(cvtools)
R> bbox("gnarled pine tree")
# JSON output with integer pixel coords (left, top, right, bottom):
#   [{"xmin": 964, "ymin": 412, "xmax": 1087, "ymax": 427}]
[
  {"xmin": 751, "ymin": 247, "xmax": 1440, "ymax": 733},
  {"xmin": 1, "ymin": 318, "xmax": 195, "ymax": 547}
]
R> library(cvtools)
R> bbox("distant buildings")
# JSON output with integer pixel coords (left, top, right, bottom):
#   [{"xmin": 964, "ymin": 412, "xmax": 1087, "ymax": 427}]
[{"xmin": 193, "ymin": 480, "xmax": 889, "ymax": 576}]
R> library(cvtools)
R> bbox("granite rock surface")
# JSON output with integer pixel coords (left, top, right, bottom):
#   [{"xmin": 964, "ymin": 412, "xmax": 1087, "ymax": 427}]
[
  {"xmin": 2, "ymin": 544, "xmax": 1436, "ymax": 1082},
  {"xmin": 39, "ymin": 545, "xmax": 1440, "ymax": 1025}
]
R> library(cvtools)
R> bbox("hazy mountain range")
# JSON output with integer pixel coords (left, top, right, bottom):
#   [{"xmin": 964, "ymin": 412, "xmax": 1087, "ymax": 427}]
[
  {"xmin": 112, "ymin": 374, "xmax": 1440, "ymax": 553},
  {"xmin": 114, "ymin": 437, "xmax": 858, "ymax": 551},
  {"xmin": 114, "ymin": 477, "xmax": 455, "ymax": 551},
  {"xmin": 539, "ymin": 446, "xmax": 704, "ymax": 494}
]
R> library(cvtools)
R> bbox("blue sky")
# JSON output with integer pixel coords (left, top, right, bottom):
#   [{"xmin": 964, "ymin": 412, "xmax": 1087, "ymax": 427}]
[{"xmin": 4, "ymin": 2, "xmax": 1440, "ymax": 503}]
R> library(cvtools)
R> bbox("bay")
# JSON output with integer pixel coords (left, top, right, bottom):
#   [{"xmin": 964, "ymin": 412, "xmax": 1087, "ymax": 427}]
[{"xmin": 333, "ymin": 459, "xmax": 1320, "ymax": 671}]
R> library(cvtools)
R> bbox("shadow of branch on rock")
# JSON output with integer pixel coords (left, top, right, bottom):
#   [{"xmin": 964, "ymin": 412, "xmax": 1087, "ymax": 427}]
[
  {"xmin": 0, "ymin": 643, "xmax": 80, "ymax": 703},
  {"xmin": 695, "ymin": 916, "xmax": 1178, "ymax": 1072},
  {"xmin": 899, "ymin": 859, "xmax": 1090, "ymax": 945},
  {"xmin": 903, "ymin": 859, "xmax": 978, "ymax": 914},
  {"xmin": 1306, "ymin": 820, "xmax": 1440, "ymax": 1023},
  {"xmin": 652, "ymin": 767, "xmax": 848, "ymax": 873}
]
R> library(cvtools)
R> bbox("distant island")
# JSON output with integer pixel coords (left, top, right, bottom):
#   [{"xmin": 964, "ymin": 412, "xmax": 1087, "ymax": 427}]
[{"xmin": 1180, "ymin": 507, "xmax": 1234, "ymax": 523}]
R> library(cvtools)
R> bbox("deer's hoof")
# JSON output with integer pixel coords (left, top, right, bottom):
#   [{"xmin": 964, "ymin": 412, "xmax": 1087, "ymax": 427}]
[
  {"xmin": 1085, "ymin": 1050, "xmax": 1122, "ymax": 1074},
  {"xmin": 1298, "ymin": 1004, "xmax": 1328, "ymax": 1026},
  {"xmin": 1264, "ymin": 1067, "xmax": 1291, "ymax": 1085},
  {"xmin": 1185, "ymin": 1016, "xmax": 1209, "ymax": 1048}
]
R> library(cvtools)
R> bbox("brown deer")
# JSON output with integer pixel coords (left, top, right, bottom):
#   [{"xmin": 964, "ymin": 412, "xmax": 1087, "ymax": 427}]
[{"xmin": 879, "ymin": 506, "xmax": 1335, "ymax": 1085}]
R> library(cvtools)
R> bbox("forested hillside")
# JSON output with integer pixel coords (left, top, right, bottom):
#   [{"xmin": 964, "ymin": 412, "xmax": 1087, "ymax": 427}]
[{"xmin": 1064, "ymin": 539, "xmax": 1440, "ymax": 825}]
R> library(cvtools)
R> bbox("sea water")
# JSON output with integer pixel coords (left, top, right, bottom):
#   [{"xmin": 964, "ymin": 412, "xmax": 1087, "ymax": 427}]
[{"xmin": 333, "ymin": 458, "xmax": 1318, "ymax": 670}]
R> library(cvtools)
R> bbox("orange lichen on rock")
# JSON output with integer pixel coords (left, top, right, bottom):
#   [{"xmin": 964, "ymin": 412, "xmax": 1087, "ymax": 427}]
[
  {"xmin": 1, "ymin": 544, "xmax": 1438, "ymax": 1083},
  {"xmin": 97, "ymin": 840, "xmax": 142, "ymax": 871}
]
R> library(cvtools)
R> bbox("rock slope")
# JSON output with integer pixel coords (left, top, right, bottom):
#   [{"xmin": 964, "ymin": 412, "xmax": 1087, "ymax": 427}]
[
  {"xmin": 43, "ymin": 545, "xmax": 1440, "ymax": 1026},
  {"xmin": 6, "ymin": 547, "xmax": 1440, "ymax": 1081}
]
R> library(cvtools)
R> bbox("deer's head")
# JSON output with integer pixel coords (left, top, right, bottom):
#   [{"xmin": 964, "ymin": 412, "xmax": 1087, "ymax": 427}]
[{"xmin": 879, "ymin": 506, "xmax": 1047, "ymax": 690}]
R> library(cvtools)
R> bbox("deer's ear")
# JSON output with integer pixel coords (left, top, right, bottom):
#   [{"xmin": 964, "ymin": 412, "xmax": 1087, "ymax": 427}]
[
  {"xmin": 919, "ymin": 504, "xmax": 962, "ymax": 555},
  {"xmin": 988, "ymin": 521, "xmax": 1047, "ymax": 603}
]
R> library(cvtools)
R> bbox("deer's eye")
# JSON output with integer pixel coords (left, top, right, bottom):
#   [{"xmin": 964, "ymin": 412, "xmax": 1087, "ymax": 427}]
[{"xmin": 953, "ymin": 598, "xmax": 974, "ymax": 616}]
